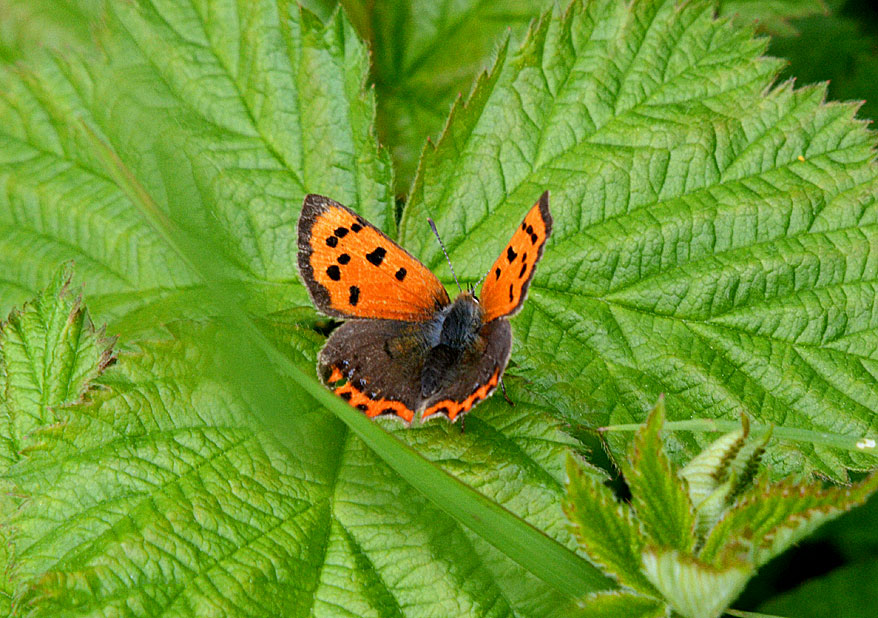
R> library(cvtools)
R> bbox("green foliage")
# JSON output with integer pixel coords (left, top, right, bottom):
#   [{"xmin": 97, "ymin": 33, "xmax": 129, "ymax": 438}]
[
  {"xmin": 718, "ymin": 0, "xmax": 827, "ymax": 35},
  {"xmin": 0, "ymin": 0, "xmax": 877, "ymax": 615},
  {"xmin": 564, "ymin": 400, "xmax": 878, "ymax": 618},
  {"xmin": 0, "ymin": 263, "xmax": 114, "ymax": 465},
  {"xmin": 342, "ymin": 0, "xmax": 551, "ymax": 192},
  {"xmin": 0, "ymin": 269, "xmax": 598, "ymax": 616},
  {"xmin": 768, "ymin": 0, "xmax": 878, "ymax": 123},
  {"xmin": 0, "ymin": 0, "xmax": 393, "ymax": 334},
  {"xmin": 400, "ymin": 0, "xmax": 878, "ymax": 481},
  {"xmin": 625, "ymin": 400, "xmax": 695, "ymax": 552}
]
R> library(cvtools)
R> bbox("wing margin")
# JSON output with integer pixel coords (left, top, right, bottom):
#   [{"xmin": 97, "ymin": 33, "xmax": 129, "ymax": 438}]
[{"xmin": 479, "ymin": 191, "xmax": 552, "ymax": 322}]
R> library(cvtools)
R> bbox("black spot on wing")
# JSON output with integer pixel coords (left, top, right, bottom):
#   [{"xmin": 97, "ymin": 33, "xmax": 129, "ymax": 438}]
[
  {"xmin": 351, "ymin": 223, "xmax": 362, "ymax": 233},
  {"xmin": 338, "ymin": 253, "xmax": 351, "ymax": 264},
  {"xmin": 366, "ymin": 247, "xmax": 387, "ymax": 266},
  {"xmin": 334, "ymin": 227, "xmax": 349, "ymax": 238},
  {"xmin": 495, "ymin": 267, "xmax": 501, "ymax": 279},
  {"xmin": 530, "ymin": 233, "xmax": 538, "ymax": 244},
  {"xmin": 326, "ymin": 265, "xmax": 341, "ymax": 281},
  {"xmin": 326, "ymin": 236, "xmax": 338, "ymax": 248},
  {"xmin": 508, "ymin": 283, "xmax": 514, "ymax": 302},
  {"xmin": 349, "ymin": 286, "xmax": 360, "ymax": 306},
  {"xmin": 395, "ymin": 267, "xmax": 407, "ymax": 281},
  {"xmin": 507, "ymin": 246, "xmax": 518, "ymax": 262},
  {"xmin": 340, "ymin": 392, "xmax": 352, "ymax": 401},
  {"xmin": 526, "ymin": 225, "xmax": 534, "ymax": 235},
  {"xmin": 519, "ymin": 263, "xmax": 527, "ymax": 278},
  {"xmin": 356, "ymin": 403, "xmax": 368, "ymax": 411}
]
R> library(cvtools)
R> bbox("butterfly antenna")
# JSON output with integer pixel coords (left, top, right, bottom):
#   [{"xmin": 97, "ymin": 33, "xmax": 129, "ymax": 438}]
[
  {"xmin": 473, "ymin": 268, "xmax": 490, "ymax": 293},
  {"xmin": 427, "ymin": 218, "xmax": 462, "ymax": 293}
]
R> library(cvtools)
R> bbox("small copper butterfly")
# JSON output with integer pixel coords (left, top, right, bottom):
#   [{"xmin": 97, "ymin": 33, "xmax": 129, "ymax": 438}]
[{"xmin": 297, "ymin": 192, "xmax": 552, "ymax": 423}]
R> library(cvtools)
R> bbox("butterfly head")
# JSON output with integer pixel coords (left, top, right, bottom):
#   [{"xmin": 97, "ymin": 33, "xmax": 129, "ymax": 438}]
[{"xmin": 438, "ymin": 292, "xmax": 484, "ymax": 350}]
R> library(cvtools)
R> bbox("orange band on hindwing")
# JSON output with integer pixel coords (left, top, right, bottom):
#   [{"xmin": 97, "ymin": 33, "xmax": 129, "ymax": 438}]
[{"xmin": 421, "ymin": 369, "xmax": 501, "ymax": 422}]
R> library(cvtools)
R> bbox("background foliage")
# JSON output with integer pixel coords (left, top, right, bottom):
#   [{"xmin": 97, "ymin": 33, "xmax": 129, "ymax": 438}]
[{"xmin": 0, "ymin": 0, "xmax": 877, "ymax": 616}]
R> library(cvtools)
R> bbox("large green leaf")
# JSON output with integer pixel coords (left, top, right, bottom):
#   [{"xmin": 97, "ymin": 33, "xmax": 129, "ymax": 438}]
[
  {"xmin": 1, "ymin": 287, "xmax": 593, "ymax": 616},
  {"xmin": 0, "ymin": 263, "xmax": 114, "ymax": 615},
  {"xmin": 401, "ymin": 0, "xmax": 878, "ymax": 480},
  {"xmin": 0, "ymin": 2, "xmax": 607, "ymax": 612},
  {"xmin": 0, "ymin": 1, "xmax": 393, "ymax": 335}
]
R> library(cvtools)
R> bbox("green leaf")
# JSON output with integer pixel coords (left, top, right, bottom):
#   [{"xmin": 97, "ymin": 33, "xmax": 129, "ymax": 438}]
[
  {"xmin": 0, "ymin": 0, "xmax": 101, "ymax": 62},
  {"xmin": 2, "ymin": 315, "xmax": 597, "ymax": 616},
  {"xmin": 82, "ymin": 89, "xmax": 608, "ymax": 606},
  {"xmin": 564, "ymin": 393, "xmax": 877, "ymax": 618},
  {"xmin": 0, "ymin": 1, "xmax": 393, "ymax": 336},
  {"xmin": 0, "ymin": 2, "xmax": 610, "ymax": 612},
  {"xmin": 678, "ymin": 417, "xmax": 770, "ymax": 540},
  {"xmin": 564, "ymin": 454, "xmax": 657, "ymax": 594},
  {"xmin": 400, "ymin": 0, "xmax": 878, "ymax": 480},
  {"xmin": 0, "ymin": 264, "xmax": 115, "ymax": 616},
  {"xmin": 625, "ymin": 399, "xmax": 695, "ymax": 552},
  {"xmin": 641, "ymin": 549, "xmax": 752, "ymax": 618},
  {"xmin": 0, "ymin": 263, "xmax": 114, "ymax": 466},
  {"xmin": 699, "ymin": 472, "xmax": 878, "ymax": 567},
  {"xmin": 679, "ymin": 420, "xmax": 749, "ymax": 510},
  {"xmin": 568, "ymin": 590, "xmax": 668, "ymax": 618},
  {"xmin": 343, "ymin": 0, "xmax": 550, "ymax": 192},
  {"xmin": 758, "ymin": 559, "xmax": 878, "ymax": 618}
]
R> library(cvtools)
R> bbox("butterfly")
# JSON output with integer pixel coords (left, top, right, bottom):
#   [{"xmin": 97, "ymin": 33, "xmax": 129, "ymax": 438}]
[{"xmin": 297, "ymin": 191, "xmax": 552, "ymax": 424}]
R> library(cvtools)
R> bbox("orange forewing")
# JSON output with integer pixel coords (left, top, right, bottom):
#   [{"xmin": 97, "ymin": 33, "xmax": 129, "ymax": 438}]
[
  {"xmin": 479, "ymin": 191, "xmax": 552, "ymax": 322},
  {"xmin": 298, "ymin": 195, "xmax": 450, "ymax": 321}
]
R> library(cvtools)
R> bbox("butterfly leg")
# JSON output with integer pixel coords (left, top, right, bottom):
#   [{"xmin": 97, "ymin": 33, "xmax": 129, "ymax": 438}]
[{"xmin": 500, "ymin": 379, "xmax": 514, "ymax": 407}]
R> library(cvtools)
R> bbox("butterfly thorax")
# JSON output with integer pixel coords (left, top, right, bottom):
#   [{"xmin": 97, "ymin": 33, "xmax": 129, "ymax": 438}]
[
  {"xmin": 437, "ymin": 292, "xmax": 484, "ymax": 348},
  {"xmin": 421, "ymin": 293, "xmax": 485, "ymax": 398}
]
